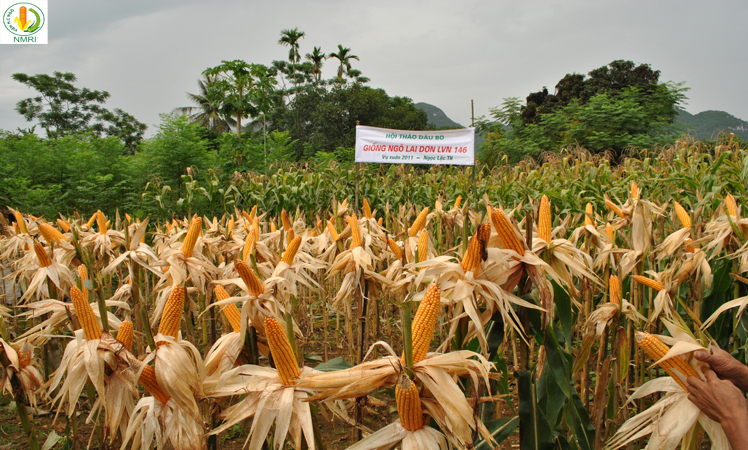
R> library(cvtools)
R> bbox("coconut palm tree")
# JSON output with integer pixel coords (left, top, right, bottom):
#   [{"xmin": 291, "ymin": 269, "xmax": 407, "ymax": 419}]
[
  {"xmin": 328, "ymin": 45, "xmax": 359, "ymax": 83},
  {"xmin": 173, "ymin": 75, "xmax": 235, "ymax": 134},
  {"xmin": 278, "ymin": 28, "xmax": 305, "ymax": 64},
  {"xmin": 305, "ymin": 46, "xmax": 325, "ymax": 82}
]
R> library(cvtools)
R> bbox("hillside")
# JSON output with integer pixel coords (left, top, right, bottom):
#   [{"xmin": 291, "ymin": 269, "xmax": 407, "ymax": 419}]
[
  {"xmin": 415, "ymin": 102, "xmax": 463, "ymax": 129},
  {"xmin": 676, "ymin": 109, "xmax": 748, "ymax": 140}
]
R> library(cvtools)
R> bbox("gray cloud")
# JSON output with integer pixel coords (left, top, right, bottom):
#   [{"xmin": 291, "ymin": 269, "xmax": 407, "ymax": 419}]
[{"xmin": 1, "ymin": 0, "xmax": 747, "ymax": 137}]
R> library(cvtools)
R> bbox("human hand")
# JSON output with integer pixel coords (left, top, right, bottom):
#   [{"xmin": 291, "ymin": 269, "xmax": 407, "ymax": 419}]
[
  {"xmin": 687, "ymin": 366, "xmax": 748, "ymax": 425},
  {"xmin": 694, "ymin": 347, "xmax": 748, "ymax": 391}
]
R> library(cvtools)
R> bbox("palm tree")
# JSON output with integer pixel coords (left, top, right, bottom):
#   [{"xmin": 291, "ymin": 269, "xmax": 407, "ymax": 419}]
[
  {"xmin": 328, "ymin": 45, "xmax": 359, "ymax": 83},
  {"xmin": 173, "ymin": 75, "xmax": 235, "ymax": 134},
  {"xmin": 278, "ymin": 28, "xmax": 306, "ymax": 64},
  {"xmin": 305, "ymin": 46, "xmax": 325, "ymax": 82}
]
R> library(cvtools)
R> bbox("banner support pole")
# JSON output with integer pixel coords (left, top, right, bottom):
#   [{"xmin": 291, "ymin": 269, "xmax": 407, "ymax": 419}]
[
  {"xmin": 355, "ymin": 121, "xmax": 360, "ymax": 214},
  {"xmin": 471, "ymin": 99, "xmax": 477, "ymax": 218}
]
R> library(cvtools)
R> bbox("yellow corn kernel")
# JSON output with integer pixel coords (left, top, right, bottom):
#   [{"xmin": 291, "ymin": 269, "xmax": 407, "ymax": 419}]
[
  {"xmin": 685, "ymin": 238, "xmax": 696, "ymax": 253},
  {"xmin": 282, "ymin": 235, "xmax": 302, "ymax": 265},
  {"xmin": 158, "ymin": 286, "xmax": 185, "ymax": 340},
  {"xmin": 96, "ymin": 210, "xmax": 107, "ymax": 234},
  {"xmin": 18, "ymin": 343, "xmax": 31, "ymax": 369},
  {"xmin": 363, "ymin": 198, "xmax": 372, "ymax": 220},
  {"xmin": 538, "ymin": 195, "xmax": 551, "ymax": 243},
  {"xmin": 605, "ymin": 223, "xmax": 615, "ymax": 242},
  {"xmin": 609, "ymin": 275, "xmax": 621, "ymax": 305},
  {"xmin": 725, "ymin": 194, "xmax": 738, "ymax": 217},
  {"xmin": 271, "ymin": 222, "xmax": 277, "ymax": 233},
  {"xmin": 181, "ymin": 217, "xmax": 202, "ymax": 258},
  {"xmin": 264, "ymin": 316, "xmax": 300, "ymax": 385},
  {"xmin": 243, "ymin": 227, "xmax": 257, "ymax": 262},
  {"xmin": 378, "ymin": 217, "xmax": 383, "ymax": 226},
  {"xmin": 490, "ymin": 208, "xmax": 525, "ymax": 256},
  {"xmin": 461, "ymin": 232, "xmax": 482, "ymax": 274},
  {"xmin": 387, "ymin": 238, "xmax": 403, "ymax": 260},
  {"xmin": 605, "ymin": 199, "xmax": 625, "ymax": 219},
  {"xmin": 33, "ymin": 242, "xmax": 51, "ymax": 268},
  {"xmin": 673, "ymin": 201, "xmax": 691, "ymax": 229},
  {"xmin": 227, "ymin": 216, "xmax": 235, "ymax": 236},
  {"xmin": 635, "ymin": 331, "xmax": 700, "ymax": 392},
  {"xmin": 38, "ymin": 222, "xmax": 64, "ymax": 244},
  {"xmin": 71, "ymin": 286, "xmax": 102, "ymax": 341},
  {"xmin": 281, "ymin": 210, "xmax": 291, "ymax": 232},
  {"xmin": 249, "ymin": 205, "xmax": 258, "ymax": 222},
  {"xmin": 631, "ymin": 181, "xmax": 639, "ymax": 200},
  {"xmin": 411, "ymin": 283, "xmax": 440, "ymax": 364},
  {"xmin": 396, "ymin": 374, "xmax": 424, "ymax": 431},
  {"xmin": 139, "ymin": 365, "xmax": 170, "ymax": 404},
  {"xmin": 77, "ymin": 264, "xmax": 89, "ymax": 299},
  {"xmin": 14, "ymin": 211, "xmax": 28, "ymax": 234},
  {"xmin": 327, "ymin": 220, "xmax": 339, "ymax": 242},
  {"xmin": 584, "ymin": 203, "xmax": 594, "ymax": 226},
  {"xmin": 235, "ymin": 260, "xmax": 265, "ymax": 296},
  {"xmin": 214, "ymin": 285, "xmax": 242, "ymax": 332},
  {"xmin": 632, "ymin": 275, "xmax": 665, "ymax": 292},
  {"xmin": 286, "ymin": 228, "xmax": 295, "ymax": 245},
  {"xmin": 453, "ymin": 195, "xmax": 462, "ymax": 210},
  {"xmin": 417, "ymin": 230, "xmax": 428, "ymax": 262},
  {"xmin": 408, "ymin": 207, "xmax": 429, "ymax": 237},
  {"xmin": 56, "ymin": 218, "xmax": 71, "ymax": 233},
  {"xmin": 85, "ymin": 212, "xmax": 97, "ymax": 229},
  {"xmin": 117, "ymin": 321, "xmax": 134, "ymax": 352},
  {"xmin": 347, "ymin": 215, "xmax": 362, "ymax": 249}
]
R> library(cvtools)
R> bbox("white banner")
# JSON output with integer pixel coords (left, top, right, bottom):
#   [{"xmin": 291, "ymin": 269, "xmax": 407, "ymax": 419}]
[{"xmin": 355, "ymin": 125, "xmax": 475, "ymax": 166}]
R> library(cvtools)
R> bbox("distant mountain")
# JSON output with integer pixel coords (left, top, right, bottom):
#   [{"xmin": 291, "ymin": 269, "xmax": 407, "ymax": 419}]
[
  {"xmin": 676, "ymin": 110, "xmax": 748, "ymax": 140},
  {"xmin": 415, "ymin": 103, "xmax": 463, "ymax": 129}
]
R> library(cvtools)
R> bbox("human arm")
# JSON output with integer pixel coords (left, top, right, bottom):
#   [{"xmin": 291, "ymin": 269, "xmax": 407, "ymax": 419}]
[{"xmin": 687, "ymin": 366, "xmax": 748, "ymax": 450}]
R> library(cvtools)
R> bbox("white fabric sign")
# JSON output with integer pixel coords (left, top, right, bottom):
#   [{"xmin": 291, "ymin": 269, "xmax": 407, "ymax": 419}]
[{"xmin": 355, "ymin": 125, "xmax": 475, "ymax": 166}]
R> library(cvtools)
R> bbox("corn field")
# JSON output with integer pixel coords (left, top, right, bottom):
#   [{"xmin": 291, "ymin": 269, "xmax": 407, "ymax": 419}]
[{"xmin": 2, "ymin": 136, "xmax": 748, "ymax": 449}]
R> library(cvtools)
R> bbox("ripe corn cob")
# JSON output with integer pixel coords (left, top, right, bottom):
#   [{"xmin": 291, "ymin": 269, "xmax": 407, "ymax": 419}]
[
  {"xmin": 264, "ymin": 316, "xmax": 300, "ymax": 385},
  {"xmin": 165, "ymin": 222, "xmax": 174, "ymax": 235},
  {"xmin": 477, "ymin": 222, "xmax": 490, "ymax": 247},
  {"xmin": 34, "ymin": 242, "xmax": 51, "ymax": 268},
  {"xmin": 631, "ymin": 181, "xmax": 639, "ymax": 200},
  {"xmin": 253, "ymin": 217, "xmax": 260, "ymax": 238},
  {"xmin": 18, "ymin": 343, "xmax": 31, "ymax": 369},
  {"xmin": 347, "ymin": 215, "xmax": 362, "ymax": 249},
  {"xmin": 461, "ymin": 233, "xmax": 482, "ymax": 273},
  {"xmin": 673, "ymin": 201, "xmax": 691, "ymax": 229},
  {"xmin": 249, "ymin": 205, "xmax": 258, "ymax": 222},
  {"xmin": 453, "ymin": 195, "xmax": 462, "ymax": 210},
  {"xmin": 14, "ymin": 211, "xmax": 28, "ymax": 234},
  {"xmin": 584, "ymin": 203, "xmax": 594, "ymax": 226},
  {"xmin": 77, "ymin": 264, "xmax": 89, "ymax": 298},
  {"xmin": 378, "ymin": 217, "xmax": 383, "ymax": 226},
  {"xmin": 635, "ymin": 331, "xmax": 700, "ymax": 392},
  {"xmin": 140, "ymin": 365, "xmax": 171, "ymax": 404},
  {"xmin": 417, "ymin": 230, "xmax": 428, "ymax": 262},
  {"xmin": 605, "ymin": 223, "xmax": 615, "ymax": 242},
  {"xmin": 235, "ymin": 260, "xmax": 265, "ymax": 296},
  {"xmin": 281, "ymin": 210, "xmax": 291, "ymax": 231},
  {"xmin": 408, "ymin": 207, "xmax": 429, "ymax": 237},
  {"xmin": 56, "ymin": 218, "xmax": 71, "ymax": 233},
  {"xmin": 609, "ymin": 275, "xmax": 621, "ymax": 305},
  {"xmin": 538, "ymin": 195, "xmax": 551, "ymax": 243},
  {"xmin": 38, "ymin": 222, "xmax": 64, "ymax": 244},
  {"xmin": 158, "ymin": 286, "xmax": 185, "ymax": 340},
  {"xmin": 632, "ymin": 275, "xmax": 665, "ymax": 292},
  {"xmin": 282, "ymin": 235, "xmax": 302, "ymax": 265},
  {"xmin": 396, "ymin": 374, "xmax": 424, "ymax": 431},
  {"xmin": 181, "ymin": 217, "xmax": 202, "ymax": 258},
  {"xmin": 86, "ymin": 212, "xmax": 97, "ymax": 229},
  {"xmin": 227, "ymin": 216, "xmax": 235, "ymax": 236},
  {"xmin": 490, "ymin": 208, "xmax": 525, "ymax": 256},
  {"xmin": 725, "ymin": 194, "xmax": 738, "ymax": 217},
  {"xmin": 96, "ymin": 210, "xmax": 107, "ymax": 234},
  {"xmin": 685, "ymin": 238, "xmax": 696, "ymax": 253},
  {"xmin": 411, "ymin": 283, "xmax": 440, "ymax": 364},
  {"xmin": 287, "ymin": 228, "xmax": 296, "ymax": 245},
  {"xmin": 327, "ymin": 220, "xmax": 339, "ymax": 242},
  {"xmin": 214, "ymin": 285, "xmax": 242, "ymax": 333},
  {"xmin": 71, "ymin": 286, "xmax": 102, "ymax": 341},
  {"xmin": 271, "ymin": 222, "xmax": 277, "ymax": 233},
  {"xmin": 387, "ymin": 238, "xmax": 403, "ymax": 260},
  {"xmin": 363, "ymin": 198, "xmax": 372, "ymax": 220},
  {"xmin": 242, "ymin": 228, "xmax": 257, "ymax": 261},
  {"xmin": 117, "ymin": 321, "xmax": 134, "ymax": 352},
  {"xmin": 125, "ymin": 213, "xmax": 132, "ymax": 223},
  {"xmin": 605, "ymin": 199, "xmax": 625, "ymax": 219}
]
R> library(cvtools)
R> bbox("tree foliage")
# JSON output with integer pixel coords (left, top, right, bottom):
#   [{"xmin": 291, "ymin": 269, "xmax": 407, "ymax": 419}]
[{"xmin": 11, "ymin": 71, "xmax": 146, "ymax": 152}]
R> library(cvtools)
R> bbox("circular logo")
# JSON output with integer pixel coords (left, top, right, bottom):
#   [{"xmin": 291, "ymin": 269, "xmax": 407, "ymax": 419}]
[{"xmin": 3, "ymin": 2, "xmax": 45, "ymax": 36}]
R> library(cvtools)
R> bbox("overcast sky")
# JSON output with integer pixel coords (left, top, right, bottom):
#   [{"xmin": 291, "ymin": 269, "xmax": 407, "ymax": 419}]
[{"xmin": 1, "ymin": 0, "xmax": 746, "ymax": 136}]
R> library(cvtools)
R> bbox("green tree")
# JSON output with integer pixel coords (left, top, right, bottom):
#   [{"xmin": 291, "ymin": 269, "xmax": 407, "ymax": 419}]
[
  {"xmin": 278, "ymin": 28, "xmax": 306, "ymax": 64},
  {"xmin": 328, "ymin": 45, "xmax": 359, "ymax": 82},
  {"xmin": 203, "ymin": 60, "xmax": 277, "ymax": 142},
  {"xmin": 305, "ymin": 46, "xmax": 326, "ymax": 83},
  {"xmin": 174, "ymin": 74, "xmax": 236, "ymax": 134},
  {"xmin": 11, "ymin": 71, "xmax": 146, "ymax": 150}
]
